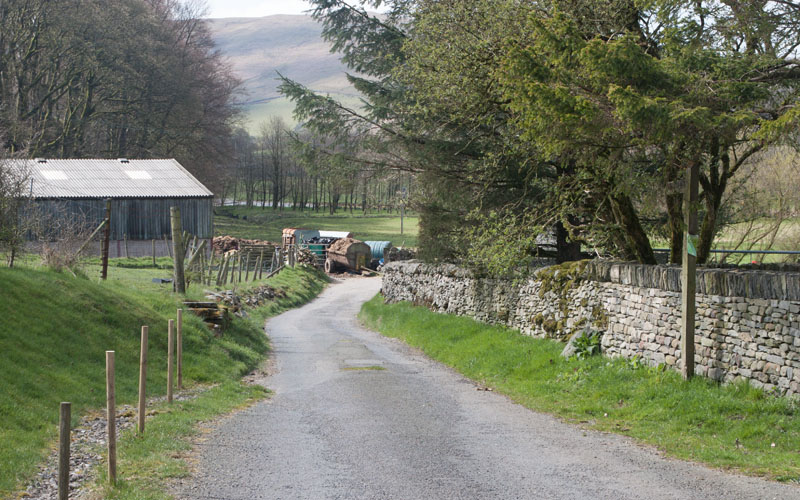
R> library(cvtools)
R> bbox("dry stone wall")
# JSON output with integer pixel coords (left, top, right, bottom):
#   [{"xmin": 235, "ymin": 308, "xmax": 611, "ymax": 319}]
[{"xmin": 381, "ymin": 260, "xmax": 800, "ymax": 396}]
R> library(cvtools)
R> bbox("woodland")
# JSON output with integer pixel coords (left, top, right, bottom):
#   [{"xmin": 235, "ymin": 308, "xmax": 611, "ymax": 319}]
[{"xmin": 281, "ymin": 0, "xmax": 800, "ymax": 271}]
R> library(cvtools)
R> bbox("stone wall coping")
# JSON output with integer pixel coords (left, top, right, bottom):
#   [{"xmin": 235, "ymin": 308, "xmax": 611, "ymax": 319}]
[{"xmin": 385, "ymin": 259, "xmax": 800, "ymax": 301}]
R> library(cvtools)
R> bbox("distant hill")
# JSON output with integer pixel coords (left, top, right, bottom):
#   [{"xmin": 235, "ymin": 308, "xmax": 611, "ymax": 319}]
[{"xmin": 208, "ymin": 15, "xmax": 360, "ymax": 132}]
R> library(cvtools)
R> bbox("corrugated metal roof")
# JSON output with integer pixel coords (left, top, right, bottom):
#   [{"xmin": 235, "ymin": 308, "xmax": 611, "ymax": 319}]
[{"xmin": 5, "ymin": 158, "xmax": 212, "ymax": 199}]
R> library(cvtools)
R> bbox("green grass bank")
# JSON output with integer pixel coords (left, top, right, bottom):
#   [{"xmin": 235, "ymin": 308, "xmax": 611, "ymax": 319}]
[
  {"xmin": 359, "ymin": 295, "xmax": 800, "ymax": 482},
  {"xmin": 214, "ymin": 206, "xmax": 419, "ymax": 248},
  {"xmin": 0, "ymin": 262, "xmax": 327, "ymax": 498}
]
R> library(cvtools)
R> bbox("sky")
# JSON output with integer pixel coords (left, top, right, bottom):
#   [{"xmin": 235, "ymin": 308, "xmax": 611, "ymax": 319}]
[{"xmin": 203, "ymin": 0, "xmax": 315, "ymax": 18}]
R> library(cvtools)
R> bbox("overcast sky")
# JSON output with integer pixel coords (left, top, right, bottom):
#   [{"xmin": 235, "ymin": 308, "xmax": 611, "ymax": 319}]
[{"xmin": 204, "ymin": 0, "xmax": 314, "ymax": 18}]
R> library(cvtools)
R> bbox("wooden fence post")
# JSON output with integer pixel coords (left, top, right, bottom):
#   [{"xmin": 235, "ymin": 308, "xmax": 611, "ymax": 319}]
[
  {"xmin": 170, "ymin": 207, "xmax": 186, "ymax": 293},
  {"xmin": 164, "ymin": 234, "xmax": 172, "ymax": 258},
  {"xmin": 215, "ymin": 254, "xmax": 225, "ymax": 285},
  {"xmin": 244, "ymin": 251, "xmax": 251, "ymax": 282},
  {"xmin": 177, "ymin": 309, "xmax": 183, "ymax": 390},
  {"xmin": 152, "ymin": 239, "xmax": 156, "ymax": 267},
  {"xmin": 106, "ymin": 351, "xmax": 116, "ymax": 485},
  {"xmin": 138, "ymin": 326, "xmax": 148, "ymax": 434},
  {"xmin": 207, "ymin": 251, "xmax": 216, "ymax": 285},
  {"xmin": 253, "ymin": 255, "xmax": 262, "ymax": 282},
  {"xmin": 58, "ymin": 402, "xmax": 71, "ymax": 500},
  {"xmin": 681, "ymin": 162, "xmax": 699, "ymax": 380},
  {"xmin": 101, "ymin": 199, "xmax": 111, "ymax": 280},
  {"xmin": 167, "ymin": 319, "xmax": 174, "ymax": 403}
]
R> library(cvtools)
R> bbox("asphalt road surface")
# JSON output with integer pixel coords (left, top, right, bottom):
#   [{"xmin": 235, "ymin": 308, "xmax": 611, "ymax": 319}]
[{"xmin": 174, "ymin": 277, "xmax": 800, "ymax": 500}]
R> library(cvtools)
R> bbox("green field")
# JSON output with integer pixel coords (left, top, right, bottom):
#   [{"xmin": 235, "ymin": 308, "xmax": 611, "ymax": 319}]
[
  {"xmin": 241, "ymin": 94, "xmax": 366, "ymax": 134},
  {"xmin": 0, "ymin": 260, "xmax": 327, "ymax": 498},
  {"xmin": 360, "ymin": 296, "xmax": 800, "ymax": 481},
  {"xmin": 214, "ymin": 205, "xmax": 419, "ymax": 248}
]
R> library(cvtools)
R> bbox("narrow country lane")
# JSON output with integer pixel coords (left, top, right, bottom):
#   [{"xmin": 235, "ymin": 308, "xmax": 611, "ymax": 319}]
[{"xmin": 174, "ymin": 277, "xmax": 800, "ymax": 500}]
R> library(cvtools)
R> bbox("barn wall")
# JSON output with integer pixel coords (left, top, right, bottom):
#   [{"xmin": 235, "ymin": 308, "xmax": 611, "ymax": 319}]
[{"xmin": 31, "ymin": 197, "xmax": 213, "ymax": 240}]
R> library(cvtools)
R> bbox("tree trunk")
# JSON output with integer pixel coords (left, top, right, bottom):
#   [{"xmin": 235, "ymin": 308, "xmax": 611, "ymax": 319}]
[
  {"xmin": 610, "ymin": 192, "xmax": 657, "ymax": 264},
  {"xmin": 555, "ymin": 221, "xmax": 582, "ymax": 263},
  {"xmin": 697, "ymin": 191, "xmax": 722, "ymax": 265},
  {"xmin": 666, "ymin": 190, "xmax": 683, "ymax": 264}
]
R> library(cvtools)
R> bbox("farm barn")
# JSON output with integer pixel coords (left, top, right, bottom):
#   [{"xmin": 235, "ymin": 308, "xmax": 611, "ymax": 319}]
[{"xmin": 15, "ymin": 158, "xmax": 213, "ymax": 257}]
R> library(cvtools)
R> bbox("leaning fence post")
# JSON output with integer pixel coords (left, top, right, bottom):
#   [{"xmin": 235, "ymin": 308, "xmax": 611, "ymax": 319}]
[
  {"xmin": 164, "ymin": 234, "xmax": 172, "ymax": 258},
  {"xmin": 106, "ymin": 351, "xmax": 116, "ymax": 485},
  {"xmin": 58, "ymin": 402, "xmax": 71, "ymax": 500},
  {"xmin": 138, "ymin": 326, "xmax": 148, "ymax": 434}
]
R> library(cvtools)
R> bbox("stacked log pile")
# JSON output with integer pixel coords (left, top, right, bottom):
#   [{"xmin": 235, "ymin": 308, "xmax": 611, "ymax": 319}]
[
  {"xmin": 185, "ymin": 285, "xmax": 288, "ymax": 328},
  {"xmin": 213, "ymin": 236, "xmax": 276, "ymax": 254},
  {"xmin": 297, "ymin": 248, "xmax": 318, "ymax": 266}
]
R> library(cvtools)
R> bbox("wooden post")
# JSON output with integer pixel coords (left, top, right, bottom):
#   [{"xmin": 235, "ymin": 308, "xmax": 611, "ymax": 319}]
[
  {"xmin": 164, "ymin": 234, "xmax": 172, "ymax": 258},
  {"xmin": 152, "ymin": 239, "xmax": 156, "ymax": 267},
  {"xmin": 177, "ymin": 309, "xmax": 183, "ymax": 390},
  {"xmin": 244, "ymin": 251, "xmax": 252, "ymax": 282},
  {"xmin": 208, "ymin": 251, "xmax": 216, "ymax": 285},
  {"xmin": 76, "ymin": 219, "xmax": 107, "ymax": 257},
  {"xmin": 681, "ymin": 162, "xmax": 699, "ymax": 380},
  {"xmin": 223, "ymin": 256, "xmax": 231, "ymax": 285},
  {"xmin": 138, "ymin": 326, "xmax": 148, "ymax": 434},
  {"xmin": 254, "ymin": 255, "xmax": 262, "ymax": 282},
  {"xmin": 170, "ymin": 207, "xmax": 186, "ymax": 293},
  {"xmin": 124, "ymin": 233, "xmax": 129, "ymax": 258},
  {"xmin": 58, "ymin": 402, "xmax": 71, "ymax": 500},
  {"xmin": 216, "ymin": 255, "xmax": 226, "ymax": 286},
  {"xmin": 167, "ymin": 319, "xmax": 174, "ymax": 403},
  {"xmin": 184, "ymin": 240, "xmax": 207, "ymax": 272},
  {"xmin": 183, "ymin": 231, "xmax": 192, "ymax": 259},
  {"xmin": 237, "ymin": 252, "xmax": 243, "ymax": 283},
  {"xmin": 106, "ymin": 351, "xmax": 116, "ymax": 485},
  {"xmin": 101, "ymin": 199, "xmax": 111, "ymax": 280},
  {"xmin": 258, "ymin": 249, "xmax": 265, "ymax": 279}
]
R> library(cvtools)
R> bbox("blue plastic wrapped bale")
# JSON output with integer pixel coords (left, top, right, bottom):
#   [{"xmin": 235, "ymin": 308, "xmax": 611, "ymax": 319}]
[{"xmin": 364, "ymin": 241, "xmax": 393, "ymax": 260}]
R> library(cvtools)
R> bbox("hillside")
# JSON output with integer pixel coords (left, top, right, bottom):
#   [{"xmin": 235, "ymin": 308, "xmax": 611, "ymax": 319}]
[
  {"xmin": 208, "ymin": 15, "xmax": 360, "ymax": 131},
  {"xmin": 0, "ymin": 263, "xmax": 326, "ymax": 497}
]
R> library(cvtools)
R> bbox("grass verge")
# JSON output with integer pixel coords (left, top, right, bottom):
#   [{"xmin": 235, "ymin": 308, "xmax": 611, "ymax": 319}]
[
  {"xmin": 359, "ymin": 295, "xmax": 800, "ymax": 482},
  {"xmin": 1, "ymin": 262, "xmax": 327, "ymax": 498},
  {"xmin": 92, "ymin": 381, "xmax": 267, "ymax": 500}
]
